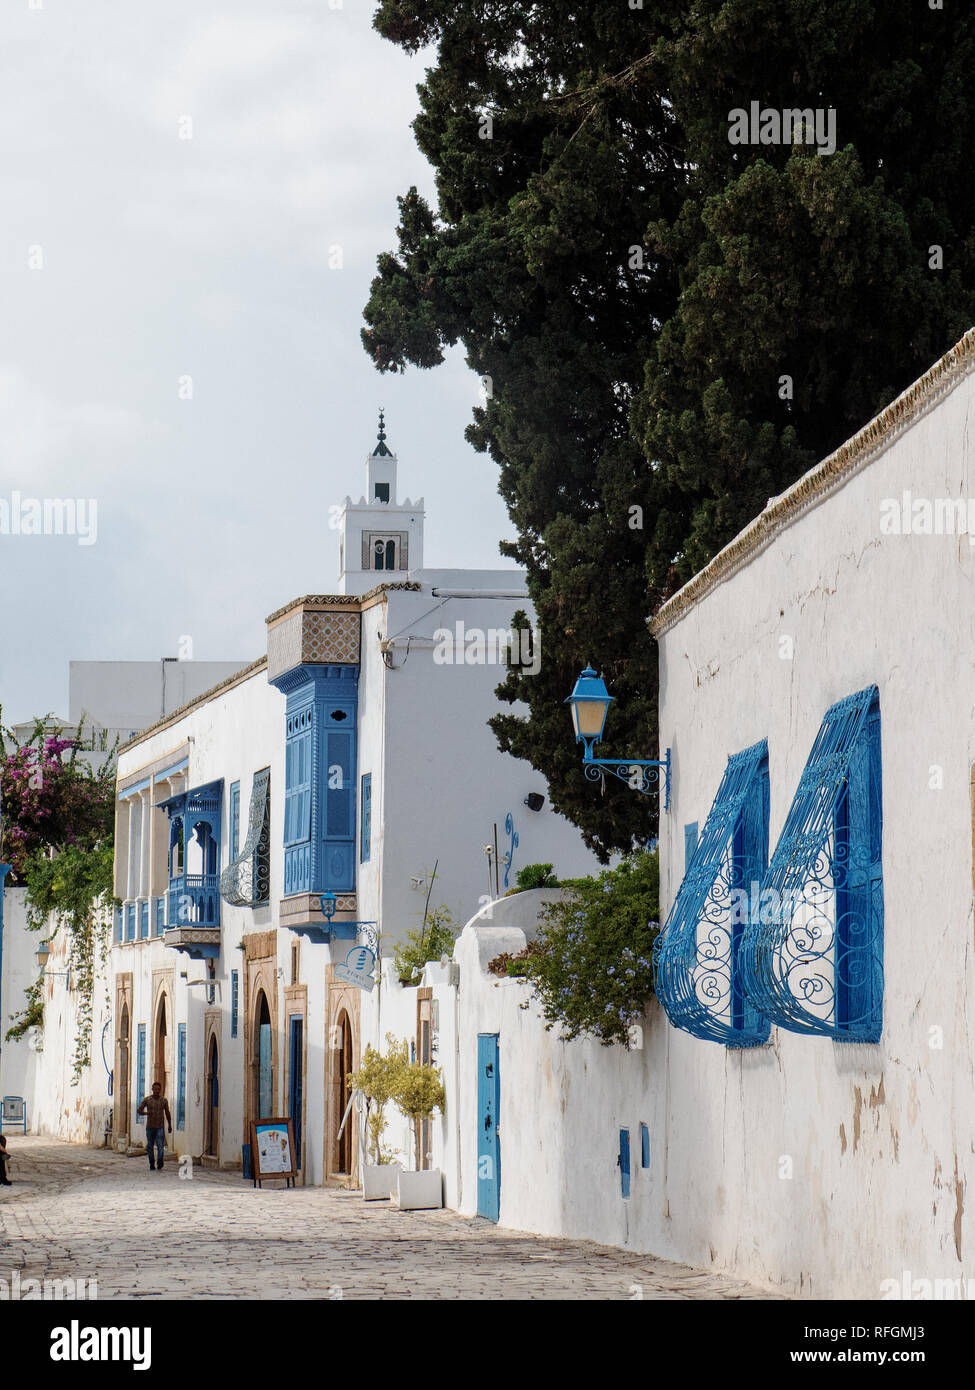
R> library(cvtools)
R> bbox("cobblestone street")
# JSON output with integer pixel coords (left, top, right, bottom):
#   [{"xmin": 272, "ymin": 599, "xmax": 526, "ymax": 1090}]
[{"xmin": 0, "ymin": 1136, "xmax": 774, "ymax": 1300}]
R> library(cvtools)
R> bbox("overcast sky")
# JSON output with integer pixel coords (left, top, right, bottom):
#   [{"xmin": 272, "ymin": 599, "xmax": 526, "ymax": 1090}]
[{"xmin": 0, "ymin": 0, "xmax": 514, "ymax": 725}]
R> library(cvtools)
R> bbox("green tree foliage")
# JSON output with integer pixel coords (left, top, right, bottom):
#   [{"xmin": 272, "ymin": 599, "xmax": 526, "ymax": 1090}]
[
  {"xmin": 521, "ymin": 849, "xmax": 660, "ymax": 1047},
  {"xmin": 363, "ymin": 3, "xmax": 975, "ymax": 857}
]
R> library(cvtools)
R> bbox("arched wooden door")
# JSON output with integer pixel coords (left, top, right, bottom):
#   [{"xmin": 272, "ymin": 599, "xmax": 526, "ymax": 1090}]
[
  {"xmin": 153, "ymin": 995, "xmax": 168, "ymax": 1094},
  {"xmin": 331, "ymin": 1009, "xmax": 353, "ymax": 1175},
  {"xmin": 204, "ymin": 1034, "xmax": 219, "ymax": 1159}
]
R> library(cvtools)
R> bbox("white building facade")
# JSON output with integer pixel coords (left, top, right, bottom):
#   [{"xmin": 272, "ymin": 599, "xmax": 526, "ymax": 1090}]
[{"xmin": 105, "ymin": 424, "xmax": 603, "ymax": 1186}]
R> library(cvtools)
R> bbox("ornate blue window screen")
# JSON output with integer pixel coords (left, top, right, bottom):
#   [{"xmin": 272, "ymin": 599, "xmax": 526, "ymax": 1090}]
[
  {"xmin": 654, "ymin": 740, "xmax": 771, "ymax": 1048},
  {"xmin": 220, "ymin": 769, "xmax": 270, "ymax": 907},
  {"xmin": 231, "ymin": 970, "xmax": 239, "ymax": 1039},
  {"xmin": 739, "ymin": 687, "xmax": 883, "ymax": 1042},
  {"xmin": 157, "ymin": 781, "xmax": 223, "ymax": 927}
]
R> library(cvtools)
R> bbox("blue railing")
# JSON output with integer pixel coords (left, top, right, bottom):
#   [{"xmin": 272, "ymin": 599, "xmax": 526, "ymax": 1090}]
[{"xmin": 168, "ymin": 873, "xmax": 220, "ymax": 928}]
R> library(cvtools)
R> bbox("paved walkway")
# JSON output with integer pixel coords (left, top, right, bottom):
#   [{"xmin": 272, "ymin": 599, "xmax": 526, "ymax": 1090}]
[{"xmin": 0, "ymin": 1135, "xmax": 774, "ymax": 1300}]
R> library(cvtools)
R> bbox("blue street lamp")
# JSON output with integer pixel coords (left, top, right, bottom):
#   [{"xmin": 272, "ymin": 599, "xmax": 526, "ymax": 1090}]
[{"xmin": 565, "ymin": 665, "xmax": 671, "ymax": 810}]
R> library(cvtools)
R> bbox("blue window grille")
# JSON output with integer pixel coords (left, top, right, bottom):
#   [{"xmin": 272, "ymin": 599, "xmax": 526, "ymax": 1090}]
[
  {"xmin": 157, "ymin": 782, "xmax": 223, "ymax": 927},
  {"xmin": 114, "ymin": 905, "xmax": 123, "ymax": 945},
  {"xmin": 126, "ymin": 903, "xmax": 136, "ymax": 943},
  {"xmin": 230, "ymin": 781, "xmax": 240, "ymax": 861},
  {"xmin": 154, "ymin": 897, "xmax": 165, "ymax": 936},
  {"xmin": 654, "ymin": 740, "xmax": 771, "ymax": 1048},
  {"xmin": 274, "ymin": 667, "xmax": 358, "ymax": 897},
  {"xmin": 640, "ymin": 1122, "xmax": 650, "ymax": 1168},
  {"xmin": 740, "ymin": 686, "xmax": 883, "ymax": 1042},
  {"xmin": 618, "ymin": 1129, "xmax": 631, "ymax": 1198},
  {"xmin": 176, "ymin": 1023, "xmax": 187, "ymax": 1129},
  {"xmin": 684, "ymin": 823, "xmax": 698, "ymax": 871},
  {"xmin": 360, "ymin": 773, "xmax": 371, "ymax": 862},
  {"xmin": 231, "ymin": 970, "xmax": 239, "ymax": 1039},
  {"xmin": 136, "ymin": 1025, "xmax": 146, "ymax": 1125},
  {"xmin": 139, "ymin": 901, "xmax": 149, "ymax": 939}
]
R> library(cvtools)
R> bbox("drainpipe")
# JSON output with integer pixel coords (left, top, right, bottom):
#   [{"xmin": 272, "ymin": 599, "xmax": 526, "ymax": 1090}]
[{"xmin": 0, "ymin": 862, "xmax": 11, "ymax": 1068}]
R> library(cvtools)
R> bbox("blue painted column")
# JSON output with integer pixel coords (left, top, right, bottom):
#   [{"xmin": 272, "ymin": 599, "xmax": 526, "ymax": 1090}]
[{"xmin": 0, "ymin": 863, "xmax": 11, "ymax": 1065}]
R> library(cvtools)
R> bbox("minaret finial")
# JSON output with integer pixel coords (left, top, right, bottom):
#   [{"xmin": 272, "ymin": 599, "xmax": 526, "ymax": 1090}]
[
  {"xmin": 378, "ymin": 408, "xmax": 386, "ymax": 445},
  {"xmin": 371, "ymin": 408, "xmax": 393, "ymax": 457}
]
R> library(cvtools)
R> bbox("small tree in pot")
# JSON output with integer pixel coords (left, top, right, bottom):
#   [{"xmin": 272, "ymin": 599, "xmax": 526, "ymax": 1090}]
[
  {"xmin": 390, "ymin": 1053, "xmax": 447, "ymax": 1209},
  {"xmin": 348, "ymin": 1034, "xmax": 408, "ymax": 1199}
]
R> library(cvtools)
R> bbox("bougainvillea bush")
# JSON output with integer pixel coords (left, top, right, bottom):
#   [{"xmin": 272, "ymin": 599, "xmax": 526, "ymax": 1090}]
[
  {"xmin": 0, "ymin": 715, "xmax": 115, "ymax": 882},
  {"xmin": 1, "ymin": 713, "xmax": 117, "ymax": 1077}
]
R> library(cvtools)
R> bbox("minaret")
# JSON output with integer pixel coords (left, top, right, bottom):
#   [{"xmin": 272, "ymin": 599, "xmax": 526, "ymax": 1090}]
[{"xmin": 337, "ymin": 411, "xmax": 425, "ymax": 595}]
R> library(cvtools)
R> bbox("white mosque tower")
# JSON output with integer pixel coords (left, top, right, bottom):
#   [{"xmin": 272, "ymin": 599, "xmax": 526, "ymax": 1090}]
[{"xmin": 338, "ymin": 410, "xmax": 425, "ymax": 595}]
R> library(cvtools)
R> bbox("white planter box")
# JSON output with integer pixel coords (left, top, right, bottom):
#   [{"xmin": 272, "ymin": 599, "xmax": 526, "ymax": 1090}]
[
  {"xmin": 394, "ymin": 1168, "xmax": 443, "ymax": 1210},
  {"xmin": 362, "ymin": 1163, "xmax": 400, "ymax": 1201}
]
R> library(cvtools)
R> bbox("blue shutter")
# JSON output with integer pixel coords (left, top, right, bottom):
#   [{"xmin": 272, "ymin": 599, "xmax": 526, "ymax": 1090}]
[
  {"xmin": 231, "ymin": 970, "xmax": 239, "ymax": 1039},
  {"xmin": 176, "ymin": 1023, "xmax": 187, "ymax": 1130},
  {"xmin": 654, "ymin": 740, "xmax": 771, "ymax": 1047},
  {"xmin": 322, "ymin": 708, "xmax": 356, "ymax": 892},
  {"xmin": 136, "ymin": 1025, "xmax": 146, "ymax": 1125},
  {"xmin": 230, "ymin": 781, "xmax": 240, "ymax": 860},
  {"xmin": 360, "ymin": 773, "xmax": 371, "ymax": 862},
  {"xmin": 618, "ymin": 1129, "xmax": 631, "ymax": 1198},
  {"xmin": 640, "ymin": 1122, "xmax": 650, "ymax": 1168},
  {"xmin": 139, "ymin": 901, "xmax": 149, "ymax": 939},
  {"xmin": 126, "ymin": 904, "xmax": 136, "ymax": 942},
  {"xmin": 114, "ymin": 905, "xmax": 123, "ymax": 945},
  {"xmin": 739, "ymin": 686, "xmax": 882, "ymax": 1042}
]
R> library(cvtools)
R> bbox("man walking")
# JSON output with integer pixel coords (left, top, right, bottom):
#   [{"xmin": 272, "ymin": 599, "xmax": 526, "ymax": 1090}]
[{"xmin": 137, "ymin": 1082, "xmax": 172, "ymax": 1171}]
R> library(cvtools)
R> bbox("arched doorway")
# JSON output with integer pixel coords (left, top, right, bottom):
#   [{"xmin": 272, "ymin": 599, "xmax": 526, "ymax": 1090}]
[
  {"xmin": 256, "ymin": 991, "xmax": 273, "ymax": 1119},
  {"xmin": 116, "ymin": 1003, "xmax": 130, "ymax": 1143},
  {"xmin": 153, "ymin": 995, "xmax": 168, "ymax": 1094},
  {"xmin": 331, "ymin": 1008, "xmax": 353, "ymax": 1175},
  {"xmin": 204, "ymin": 1034, "xmax": 219, "ymax": 1159}
]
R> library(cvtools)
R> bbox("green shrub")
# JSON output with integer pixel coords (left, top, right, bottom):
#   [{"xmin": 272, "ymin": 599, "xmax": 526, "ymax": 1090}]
[
  {"xmin": 512, "ymin": 862, "xmax": 559, "ymax": 892},
  {"xmin": 522, "ymin": 849, "xmax": 660, "ymax": 1047}
]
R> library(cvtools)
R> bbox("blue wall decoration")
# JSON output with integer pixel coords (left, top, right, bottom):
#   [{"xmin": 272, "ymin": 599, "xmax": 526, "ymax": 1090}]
[
  {"xmin": 739, "ymin": 687, "xmax": 883, "ymax": 1042},
  {"xmin": 502, "ymin": 812, "xmax": 519, "ymax": 890},
  {"xmin": 654, "ymin": 740, "xmax": 771, "ymax": 1048}
]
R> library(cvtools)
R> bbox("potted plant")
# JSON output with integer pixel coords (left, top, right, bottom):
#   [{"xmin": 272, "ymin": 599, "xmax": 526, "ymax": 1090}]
[
  {"xmin": 347, "ymin": 1035, "xmax": 407, "ymax": 1200},
  {"xmin": 390, "ymin": 1052, "xmax": 447, "ymax": 1210}
]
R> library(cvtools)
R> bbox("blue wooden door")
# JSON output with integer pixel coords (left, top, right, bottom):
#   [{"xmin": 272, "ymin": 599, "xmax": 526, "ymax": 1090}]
[
  {"xmin": 259, "ymin": 1022, "xmax": 273, "ymax": 1117},
  {"xmin": 476, "ymin": 1034, "xmax": 500, "ymax": 1221},
  {"xmin": 289, "ymin": 1017, "xmax": 303, "ymax": 1168}
]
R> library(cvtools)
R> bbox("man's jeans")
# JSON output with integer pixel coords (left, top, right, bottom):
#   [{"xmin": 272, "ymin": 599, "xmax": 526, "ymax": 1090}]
[{"xmin": 146, "ymin": 1127, "xmax": 165, "ymax": 1169}]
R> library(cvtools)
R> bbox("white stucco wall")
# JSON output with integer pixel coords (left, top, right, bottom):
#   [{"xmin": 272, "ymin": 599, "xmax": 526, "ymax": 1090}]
[
  {"xmin": 0, "ymin": 888, "xmax": 39, "ymax": 1113},
  {"xmin": 652, "ymin": 356, "xmax": 975, "ymax": 1296}
]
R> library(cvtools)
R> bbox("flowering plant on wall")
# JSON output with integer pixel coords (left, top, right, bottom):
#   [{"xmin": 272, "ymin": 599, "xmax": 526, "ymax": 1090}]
[{"xmin": 516, "ymin": 848, "xmax": 660, "ymax": 1047}]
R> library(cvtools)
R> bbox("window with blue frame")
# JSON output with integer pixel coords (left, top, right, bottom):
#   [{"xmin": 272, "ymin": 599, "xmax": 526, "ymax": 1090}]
[
  {"xmin": 739, "ymin": 686, "xmax": 883, "ymax": 1042},
  {"xmin": 176, "ymin": 1023, "xmax": 187, "ymax": 1129},
  {"xmin": 360, "ymin": 773, "xmax": 371, "ymax": 862},
  {"xmin": 136, "ymin": 1025, "xmax": 146, "ymax": 1124},
  {"xmin": 230, "ymin": 781, "xmax": 240, "ymax": 861},
  {"xmin": 654, "ymin": 740, "xmax": 771, "ymax": 1048}
]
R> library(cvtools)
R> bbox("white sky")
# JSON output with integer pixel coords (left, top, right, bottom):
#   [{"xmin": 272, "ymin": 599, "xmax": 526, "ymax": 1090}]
[{"xmin": 0, "ymin": 0, "xmax": 514, "ymax": 725}]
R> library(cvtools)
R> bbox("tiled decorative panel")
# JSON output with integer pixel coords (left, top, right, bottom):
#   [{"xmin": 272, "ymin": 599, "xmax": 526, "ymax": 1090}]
[{"xmin": 302, "ymin": 610, "xmax": 360, "ymax": 664}]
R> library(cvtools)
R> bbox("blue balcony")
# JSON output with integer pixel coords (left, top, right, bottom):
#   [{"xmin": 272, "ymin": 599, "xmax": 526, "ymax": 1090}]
[{"xmin": 156, "ymin": 779, "xmax": 224, "ymax": 960}]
